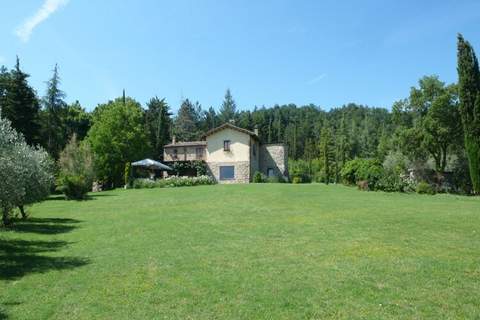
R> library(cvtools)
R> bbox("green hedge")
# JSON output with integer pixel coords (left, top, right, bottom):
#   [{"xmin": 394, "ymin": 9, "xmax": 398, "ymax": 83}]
[{"xmin": 132, "ymin": 175, "xmax": 216, "ymax": 189}]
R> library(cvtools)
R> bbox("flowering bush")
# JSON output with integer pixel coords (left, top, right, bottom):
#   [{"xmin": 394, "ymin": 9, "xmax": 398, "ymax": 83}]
[{"xmin": 132, "ymin": 175, "xmax": 216, "ymax": 189}]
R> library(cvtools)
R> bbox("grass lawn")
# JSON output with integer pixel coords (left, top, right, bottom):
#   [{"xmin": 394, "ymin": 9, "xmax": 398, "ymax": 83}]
[{"xmin": 1, "ymin": 184, "xmax": 479, "ymax": 319}]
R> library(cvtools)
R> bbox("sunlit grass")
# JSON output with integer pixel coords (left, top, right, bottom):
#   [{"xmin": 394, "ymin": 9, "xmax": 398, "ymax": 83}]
[{"xmin": 1, "ymin": 184, "xmax": 479, "ymax": 319}]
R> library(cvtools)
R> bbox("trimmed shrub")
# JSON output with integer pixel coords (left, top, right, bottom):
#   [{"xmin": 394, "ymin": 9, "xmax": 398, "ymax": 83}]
[
  {"xmin": 60, "ymin": 175, "xmax": 91, "ymax": 200},
  {"xmin": 416, "ymin": 182, "xmax": 436, "ymax": 195},
  {"xmin": 253, "ymin": 171, "xmax": 265, "ymax": 183}
]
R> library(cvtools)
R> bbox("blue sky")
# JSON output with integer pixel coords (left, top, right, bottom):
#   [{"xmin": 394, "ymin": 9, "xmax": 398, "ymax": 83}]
[{"xmin": 1, "ymin": 0, "xmax": 480, "ymax": 113}]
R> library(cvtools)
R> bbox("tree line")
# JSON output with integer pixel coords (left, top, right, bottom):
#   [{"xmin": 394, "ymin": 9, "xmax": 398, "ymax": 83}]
[{"xmin": 1, "ymin": 34, "xmax": 479, "ymax": 201}]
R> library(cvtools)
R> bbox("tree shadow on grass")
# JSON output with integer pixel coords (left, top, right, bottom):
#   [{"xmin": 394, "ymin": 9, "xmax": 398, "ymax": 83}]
[
  {"xmin": 0, "ymin": 302, "xmax": 21, "ymax": 320},
  {"xmin": 0, "ymin": 218, "xmax": 90, "ymax": 319},
  {"xmin": 0, "ymin": 238, "xmax": 90, "ymax": 280},
  {"xmin": 45, "ymin": 193, "xmax": 117, "ymax": 202},
  {"xmin": 10, "ymin": 217, "xmax": 82, "ymax": 235}
]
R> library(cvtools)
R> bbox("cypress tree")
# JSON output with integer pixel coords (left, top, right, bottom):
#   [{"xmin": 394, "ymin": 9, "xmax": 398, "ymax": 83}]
[
  {"xmin": 320, "ymin": 126, "xmax": 335, "ymax": 184},
  {"xmin": 457, "ymin": 34, "xmax": 480, "ymax": 193},
  {"xmin": 145, "ymin": 97, "xmax": 172, "ymax": 160}
]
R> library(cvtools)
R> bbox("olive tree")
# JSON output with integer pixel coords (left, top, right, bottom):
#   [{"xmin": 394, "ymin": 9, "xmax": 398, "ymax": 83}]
[{"xmin": 0, "ymin": 117, "xmax": 53, "ymax": 225}]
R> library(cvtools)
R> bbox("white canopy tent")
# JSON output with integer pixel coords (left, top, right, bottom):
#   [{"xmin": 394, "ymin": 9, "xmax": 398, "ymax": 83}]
[
  {"xmin": 131, "ymin": 159, "xmax": 173, "ymax": 180},
  {"xmin": 131, "ymin": 158, "xmax": 173, "ymax": 171}
]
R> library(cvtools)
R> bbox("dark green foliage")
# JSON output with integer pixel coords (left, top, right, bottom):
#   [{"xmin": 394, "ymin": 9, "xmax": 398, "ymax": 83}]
[
  {"xmin": 253, "ymin": 171, "xmax": 265, "ymax": 183},
  {"xmin": 341, "ymin": 158, "xmax": 384, "ymax": 190},
  {"xmin": 87, "ymin": 97, "xmax": 150, "ymax": 187},
  {"xmin": 145, "ymin": 97, "xmax": 172, "ymax": 160},
  {"xmin": 41, "ymin": 64, "xmax": 68, "ymax": 158},
  {"xmin": 457, "ymin": 34, "xmax": 480, "ymax": 193},
  {"xmin": 0, "ymin": 58, "xmax": 41, "ymax": 145},
  {"xmin": 416, "ymin": 181, "xmax": 436, "ymax": 195},
  {"xmin": 173, "ymin": 99, "xmax": 201, "ymax": 141},
  {"xmin": 319, "ymin": 126, "xmax": 335, "ymax": 184},
  {"xmin": 59, "ymin": 175, "xmax": 90, "ymax": 200},
  {"xmin": 171, "ymin": 160, "xmax": 208, "ymax": 177},
  {"xmin": 218, "ymin": 89, "xmax": 237, "ymax": 124},
  {"xmin": 64, "ymin": 101, "xmax": 91, "ymax": 141}
]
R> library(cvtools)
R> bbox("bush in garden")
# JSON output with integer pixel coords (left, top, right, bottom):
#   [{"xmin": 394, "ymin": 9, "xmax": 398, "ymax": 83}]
[
  {"xmin": 0, "ymin": 117, "xmax": 54, "ymax": 225},
  {"xmin": 416, "ymin": 181, "xmax": 436, "ymax": 195},
  {"xmin": 58, "ymin": 134, "xmax": 95, "ymax": 200},
  {"xmin": 253, "ymin": 171, "xmax": 265, "ymax": 183},
  {"xmin": 292, "ymin": 176, "xmax": 302, "ymax": 184},
  {"xmin": 266, "ymin": 175, "xmax": 286, "ymax": 183},
  {"xmin": 341, "ymin": 158, "xmax": 384, "ymax": 190},
  {"xmin": 132, "ymin": 175, "xmax": 216, "ymax": 189},
  {"xmin": 61, "ymin": 175, "xmax": 91, "ymax": 200},
  {"xmin": 289, "ymin": 159, "xmax": 316, "ymax": 183}
]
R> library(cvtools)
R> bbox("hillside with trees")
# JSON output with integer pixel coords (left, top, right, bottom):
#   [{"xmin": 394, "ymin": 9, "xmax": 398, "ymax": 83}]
[{"xmin": 1, "ymin": 35, "xmax": 479, "ymax": 200}]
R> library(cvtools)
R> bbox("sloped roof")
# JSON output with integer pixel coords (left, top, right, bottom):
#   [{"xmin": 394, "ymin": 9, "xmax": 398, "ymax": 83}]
[
  {"xmin": 164, "ymin": 141, "xmax": 207, "ymax": 148},
  {"xmin": 202, "ymin": 123, "xmax": 258, "ymax": 140}
]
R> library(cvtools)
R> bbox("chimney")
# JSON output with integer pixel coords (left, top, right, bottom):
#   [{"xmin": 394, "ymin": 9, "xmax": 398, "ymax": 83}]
[
  {"xmin": 254, "ymin": 127, "xmax": 259, "ymax": 136},
  {"xmin": 172, "ymin": 136, "xmax": 176, "ymax": 144}
]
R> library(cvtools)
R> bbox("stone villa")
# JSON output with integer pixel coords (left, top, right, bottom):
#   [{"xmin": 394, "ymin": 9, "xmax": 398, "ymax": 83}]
[{"xmin": 163, "ymin": 123, "xmax": 288, "ymax": 183}]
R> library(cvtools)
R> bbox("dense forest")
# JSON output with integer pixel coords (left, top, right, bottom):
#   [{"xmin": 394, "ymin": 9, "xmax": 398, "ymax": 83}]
[{"xmin": 1, "ymin": 35, "xmax": 480, "ymax": 198}]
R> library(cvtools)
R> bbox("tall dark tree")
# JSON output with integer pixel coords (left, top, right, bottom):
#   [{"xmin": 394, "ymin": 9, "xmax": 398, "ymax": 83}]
[
  {"xmin": 0, "ymin": 57, "xmax": 41, "ymax": 145},
  {"xmin": 457, "ymin": 34, "xmax": 480, "ymax": 194},
  {"xmin": 335, "ymin": 113, "xmax": 350, "ymax": 181},
  {"xmin": 173, "ymin": 99, "xmax": 201, "ymax": 141},
  {"xmin": 145, "ymin": 97, "xmax": 172, "ymax": 160},
  {"xmin": 42, "ymin": 64, "xmax": 67, "ymax": 158},
  {"xmin": 204, "ymin": 106, "xmax": 217, "ymax": 130},
  {"xmin": 218, "ymin": 89, "xmax": 237, "ymax": 124},
  {"xmin": 319, "ymin": 126, "xmax": 335, "ymax": 184}
]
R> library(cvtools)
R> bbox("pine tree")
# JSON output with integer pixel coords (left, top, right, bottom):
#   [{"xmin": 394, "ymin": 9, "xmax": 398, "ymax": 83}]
[
  {"xmin": 218, "ymin": 89, "xmax": 237, "ymax": 124},
  {"xmin": 1, "ymin": 57, "xmax": 41, "ymax": 145},
  {"xmin": 145, "ymin": 97, "xmax": 172, "ymax": 160},
  {"xmin": 204, "ymin": 107, "xmax": 217, "ymax": 130},
  {"xmin": 173, "ymin": 99, "xmax": 201, "ymax": 141},
  {"xmin": 457, "ymin": 34, "xmax": 480, "ymax": 193},
  {"xmin": 42, "ymin": 64, "xmax": 67, "ymax": 158}
]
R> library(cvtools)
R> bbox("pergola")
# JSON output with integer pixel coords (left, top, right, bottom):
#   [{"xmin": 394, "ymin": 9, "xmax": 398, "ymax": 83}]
[{"xmin": 131, "ymin": 159, "xmax": 173, "ymax": 179}]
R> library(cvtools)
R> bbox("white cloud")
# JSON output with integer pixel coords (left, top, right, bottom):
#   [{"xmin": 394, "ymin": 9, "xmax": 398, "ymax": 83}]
[
  {"xmin": 307, "ymin": 73, "xmax": 327, "ymax": 85},
  {"xmin": 15, "ymin": 0, "xmax": 69, "ymax": 42}
]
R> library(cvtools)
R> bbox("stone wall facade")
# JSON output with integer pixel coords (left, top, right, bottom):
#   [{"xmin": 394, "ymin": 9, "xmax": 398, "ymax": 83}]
[
  {"xmin": 260, "ymin": 144, "xmax": 288, "ymax": 179},
  {"xmin": 206, "ymin": 161, "xmax": 250, "ymax": 184}
]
